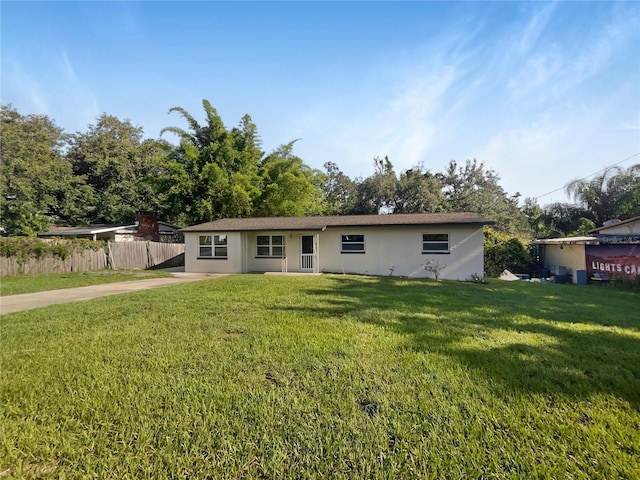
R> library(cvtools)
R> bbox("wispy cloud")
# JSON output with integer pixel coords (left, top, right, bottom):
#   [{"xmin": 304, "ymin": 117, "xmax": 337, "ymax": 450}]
[
  {"xmin": 376, "ymin": 65, "xmax": 458, "ymax": 168},
  {"xmin": 309, "ymin": 1, "xmax": 640, "ymax": 205},
  {"xmin": 473, "ymin": 116, "xmax": 571, "ymax": 199},
  {"xmin": 57, "ymin": 49, "xmax": 100, "ymax": 130},
  {"xmin": 291, "ymin": 24, "xmax": 475, "ymax": 177},
  {"xmin": 516, "ymin": 2, "xmax": 559, "ymax": 54},
  {"xmin": 1, "ymin": 49, "xmax": 99, "ymax": 132},
  {"xmin": 60, "ymin": 50, "xmax": 80, "ymax": 84},
  {"xmin": 3, "ymin": 0, "xmax": 636, "ymax": 207},
  {"xmin": 506, "ymin": 2, "xmax": 639, "ymax": 106},
  {"xmin": 2, "ymin": 60, "xmax": 50, "ymax": 114}
]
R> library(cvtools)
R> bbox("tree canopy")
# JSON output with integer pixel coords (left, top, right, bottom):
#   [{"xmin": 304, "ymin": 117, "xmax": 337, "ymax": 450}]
[
  {"xmin": 158, "ymin": 100, "xmax": 322, "ymax": 225},
  {"xmin": 159, "ymin": 100, "xmax": 263, "ymax": 224},
  {"xmin": 565, "ymin": 165, "xmax": 640, "ymax": 226},
  {"xmin": 3, "ymin": 101, "xmax": 636, "ymax": 241},
  {"xmin": 67, "ymin": 114, "xmax": 170, "ymax": 224},
  {"xmin": 320, "ymin": 157, "xmax": 529, "ymax": 236},
  {"xmin": 0, "ymin": 105, "xmax": 78, "ymax": 235},
  {"xmin": 254, "ymin": 141, "xmax": 325, "ymax": 217}
]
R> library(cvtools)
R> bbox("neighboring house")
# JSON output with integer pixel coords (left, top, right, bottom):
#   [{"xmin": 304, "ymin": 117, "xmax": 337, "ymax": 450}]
[
  {"xmin": 181, "ymin": 213, "xmax": 492, "ymax": 280},
  {"xmin": 533, "ymin": 216, "xmax": 640, "ymax": 283},
  {"xmin": 39, "ymin": 224, "xmax": 140, "ymax": 242},
  {"xmin": 39, "ymin": 215, "xmax": 182, "ymax": 243}
]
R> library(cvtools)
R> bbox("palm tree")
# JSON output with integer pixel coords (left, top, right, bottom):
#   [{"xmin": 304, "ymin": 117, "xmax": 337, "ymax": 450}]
[{"xmin": 565, "ymin": 164, "xmax": 640, "ymax": 226}]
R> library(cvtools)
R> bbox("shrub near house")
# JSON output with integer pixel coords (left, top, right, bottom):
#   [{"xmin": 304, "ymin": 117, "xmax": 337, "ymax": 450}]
[{"xmin": 483, "ymin": 228, "xmax": 533, "ymax": 277}]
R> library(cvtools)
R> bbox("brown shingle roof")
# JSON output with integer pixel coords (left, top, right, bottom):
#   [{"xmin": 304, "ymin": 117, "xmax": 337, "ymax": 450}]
[{"xmin": 181, "ymin": 213, "xmax": 493, "ymax": 232}]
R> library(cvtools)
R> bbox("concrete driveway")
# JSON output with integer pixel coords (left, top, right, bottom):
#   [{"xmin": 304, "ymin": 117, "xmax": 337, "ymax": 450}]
[{"xmin": 0, "ymin": 272, "xmax": 225, "ymax": 315}]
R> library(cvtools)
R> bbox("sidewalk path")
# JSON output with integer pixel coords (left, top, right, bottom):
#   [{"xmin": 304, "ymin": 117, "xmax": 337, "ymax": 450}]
[{"xmin": 0, "ymin": 273, "xmax": 225, "ymax": 315}]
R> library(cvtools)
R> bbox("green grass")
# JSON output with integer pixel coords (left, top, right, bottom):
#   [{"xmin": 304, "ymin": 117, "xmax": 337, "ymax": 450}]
[
  {"xmin": 0, "ymin": 269, "xmax": 172, "ymax": 296},
  {"xmin": 1, "ymin": 275, "xmax": 639, "ymax": 479}
]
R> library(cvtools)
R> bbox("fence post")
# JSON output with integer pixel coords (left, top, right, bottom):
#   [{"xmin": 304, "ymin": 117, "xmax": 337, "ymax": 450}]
[
  {"xmin": 146, "ymin": 241, "xmax": 152, "ymax": 269},
  {"xmin": 107, "ymin": 242, "xmax": 113, "ymax": 270}
]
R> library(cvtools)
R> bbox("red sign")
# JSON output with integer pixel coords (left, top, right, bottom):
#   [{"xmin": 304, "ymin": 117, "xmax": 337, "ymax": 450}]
[{"xmin": 586, "ymin": 244, "xmax": 640, "ymax": 280}]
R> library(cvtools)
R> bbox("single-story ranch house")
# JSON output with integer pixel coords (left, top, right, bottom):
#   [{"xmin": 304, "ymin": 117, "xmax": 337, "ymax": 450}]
[
  {"xmin": 38, "ymin": 214, "xmax": 182, "ymax": 243},
  {"xmin": 181, "ymin": 213, "xmax": 492, "ymax": 280}
]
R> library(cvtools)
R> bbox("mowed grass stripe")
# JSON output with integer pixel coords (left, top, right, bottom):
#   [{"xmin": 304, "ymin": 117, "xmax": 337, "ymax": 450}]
[
  {"xmin": 1, "ymin": 275, "xmax": 639, "ymax": 479},
  {"xmin": 0, "ymin": 270, "xmax": 172, "ymax": 296}
]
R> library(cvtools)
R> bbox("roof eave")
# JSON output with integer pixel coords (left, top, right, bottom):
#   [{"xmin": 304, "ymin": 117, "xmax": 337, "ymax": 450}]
[
  {"xmin": 181, "ymin": 221, "xmax": 493, "ymax": 233},
  {"xmin": 180, "ymin": 226, "xmax": 327, "ymax": 233}
]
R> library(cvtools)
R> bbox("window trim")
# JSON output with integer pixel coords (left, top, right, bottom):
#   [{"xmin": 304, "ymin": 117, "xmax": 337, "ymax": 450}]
[
  {"xmin": 198, "ymin": 234, "xmax": 228, "ymax": 259},
  {"xmin": 256, "ymin": 234, "xmax": 286, "ymax": 258},
  {"xmin": 341, "ymin": 234, "xmax": 365, "ymax": 254},
  {"xmin": 422, "ymin": 232, "xmax": 450, "ymax": 254}
]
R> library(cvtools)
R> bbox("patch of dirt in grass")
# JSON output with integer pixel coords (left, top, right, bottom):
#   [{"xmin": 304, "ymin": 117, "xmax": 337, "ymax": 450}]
[
  {"xmin": 265, "ymin": 372, "xmax": 281, "ymax": 386},
  {"xmin": 0, "ymin": 460, "xmax": 59, "ymax": 477},
  {"xmin": 358, "ymin": 397, "xmax": 379, "ymax": 418},
  {"xmin": 219, "ymin": 329, "xmax": 245, "ymax": 341}
]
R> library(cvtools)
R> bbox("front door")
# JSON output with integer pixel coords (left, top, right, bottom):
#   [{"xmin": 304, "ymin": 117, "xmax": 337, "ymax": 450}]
[{"xmin": 301, "ymin": 235, "xmax": 314, "ymax": 271}]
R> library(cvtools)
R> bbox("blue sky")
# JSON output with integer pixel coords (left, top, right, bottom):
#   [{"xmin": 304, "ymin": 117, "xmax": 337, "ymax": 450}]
[{"xmin": 2, "ymin": 1, "xmax": 639, "ymax": 206}]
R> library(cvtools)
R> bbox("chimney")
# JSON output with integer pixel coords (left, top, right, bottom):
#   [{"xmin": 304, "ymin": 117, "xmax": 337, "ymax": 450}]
[{"xmin": 135, "ymin": 213, "xmax": 159, "ymax": 241}]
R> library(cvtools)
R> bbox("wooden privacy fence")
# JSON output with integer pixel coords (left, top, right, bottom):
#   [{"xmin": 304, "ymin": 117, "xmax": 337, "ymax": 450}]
[{"xmin": 0, "ymin": 242, "xmax": 184, "ymax": 276}]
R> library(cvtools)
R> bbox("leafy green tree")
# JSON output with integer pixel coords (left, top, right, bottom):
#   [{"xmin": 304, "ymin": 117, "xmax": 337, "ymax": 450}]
[
  {"xmin": 540, "ymin": 202, "xmax": 591, "ymax": 237},
  {"xmin": 321, "ymin": 162, "xmax": 358, "ymax": 215},
  {"xmin": 566, "ymin": 164, "xmax": 640, "ymax": 226},
  {"xmin": 352, "ymin": 156, "xmax": 397, "ymax": 214},
  {"xmin": 393, "ymin": 166, "xmax": 445, "ymax": 213},
  {"xmin": 254, "ymin": 141, "xmax": 325, "ymax": 217},
  {"xmin": 521, "ymin": 198, "xmax": 549, "ymax": 238},
  {"xmin": 159, "ymin": 101, "xmax": 262, "ymax": 224},
  {"xmin": 160, "ymin": 100, "xmax": 325, "ymax": 223},
  {"xmin": 438, "ymin": 159, "xmax": 530, "ymax": 237},
  {"xmin": 67, "ymin": 114, "xmax": 168, "ymax": 224},
  {"xmin": 0, "ymin": 105, "xmax": 85, "ymax": 235}
]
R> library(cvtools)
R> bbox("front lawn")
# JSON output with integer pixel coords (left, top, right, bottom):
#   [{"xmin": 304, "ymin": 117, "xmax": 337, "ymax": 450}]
[
  {"xmin": 1, "ymin": 275, "xmax": 638, "ymax": 478},
  {"xmin": 0, "ymin": 269, "xmax": 172, "ymax": 296}
]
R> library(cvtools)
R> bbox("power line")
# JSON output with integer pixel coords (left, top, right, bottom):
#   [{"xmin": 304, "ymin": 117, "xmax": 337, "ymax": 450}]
[{"xmin": 534, "ymin": 152, "xmax": 640, "ymax": 201}]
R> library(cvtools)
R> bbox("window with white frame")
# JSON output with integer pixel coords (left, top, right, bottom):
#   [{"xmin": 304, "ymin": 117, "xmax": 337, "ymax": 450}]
[
  {"xmin": 256, "ymin": 235, "xmax": 285, "ymax": 257},
  {"xmin": 341, "ymin": 234, "xmax": 365, "ymax": 253},
  {"xmin": 422, "ymin": 233, "xmax": 449, "ymax": 254},
  {"xmin": 199, "ymin": 235, "xmax": 228, "ymax": 258}
]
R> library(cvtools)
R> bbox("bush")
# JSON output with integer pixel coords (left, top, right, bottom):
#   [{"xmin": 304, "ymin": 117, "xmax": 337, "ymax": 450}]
[
  {"xmin": 484, "ymin": 228, "xmax": 533, "ymax": 277},
  {"xmin": 609, "ymin": 273, "xmax": 640, "ymax": 292},
  {"xmin": 0, "ymin": 237, "xmax": 107, "ymax": 262}
]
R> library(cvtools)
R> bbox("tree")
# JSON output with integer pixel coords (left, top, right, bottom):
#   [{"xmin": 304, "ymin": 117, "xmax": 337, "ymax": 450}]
[
  {"xmin": 541, "ymin": 202, "xmax": 591, "ymax": 237},
  {"xmin": 0, "ymin": 105, "xmax": 83, "ymax": 235},
  {"xmin": 321, "ymin": 162, "xmax": 358, "ymax": 215},
  {"xmin": 521, "ymin": 198, "xmax": 549, "ymax": 238},
  {"xmin": 254, "ymin": 141, "xmax": 325, "ymax": 217},
  {"xmin": 159, "ymin": 100, "xmax": 263, "ymax": 225},
  {"xmin": 160, "ymin": 99, "xmax": 325, "ymax": 223},
  {"xmin": 438, "ymin": 159, "xmax": 530, "ymax": 237},
  {"xmin": 566, "ymin": 164, "xmax": 640, "ymax": 226},
  {"xmin": 352, "ymin": 156, "xmax": 397, "ymax": 214},
  {"xmin": 67, "ymin": 114, "xmax": 168, "ymax": 224},
  {"xmin": 393, "ymin": 166, "xmax": 445, "ymax": 213}
]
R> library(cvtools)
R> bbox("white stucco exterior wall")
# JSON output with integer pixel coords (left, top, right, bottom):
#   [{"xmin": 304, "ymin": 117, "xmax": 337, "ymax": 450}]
[
  {"xmin": 318, "ymin": 225, "xmax": 484, "ymax": 280},
  {"xmin": 185, "ymin": 225, "xmax": 485, "ymax": 280},
  {"xmin": 543, "ymin": 244, "xmax": 586, "ymax": 281},
  {"xmin": 184, "ymin": 232, "xmax": 243, "ymax": 274}
]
